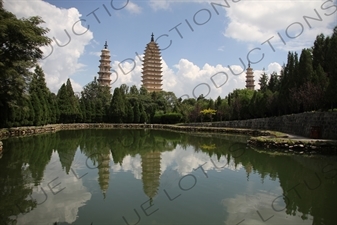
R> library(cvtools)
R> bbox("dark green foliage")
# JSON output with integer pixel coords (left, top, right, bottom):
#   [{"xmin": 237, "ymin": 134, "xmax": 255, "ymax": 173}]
[
  {"xmin": 267, "ymin": 72, "xmax": 280, "ymax": 92},
  {"xmin": 81, "ymin": 77, "xmax": 111, "ymax": 122},
  {"xmin": 28, "ymin": 66, "xmax": 53, "ymax": 125},
  {"xmin": 125, "ymin": 101, "xmax": 134, "ymax": 123},
  {"xmin": 109, "ymin": 87, "xmax": 125, "ymax": 123},
  {"xmin": 0, "ymin": 5, "xmax": 51, "ymax": 127},
  {"xmin": 326, "ymin": 27, "xmax": 337, "ymax": 110},
  {"xmin": 259, "ymin": 71, "xmax": 269, "ymax": 92},
  {"xmin": 1, "ymin": 25, "xmax": 336, "ymax": 127},
  {"xmin": 56, "ymin": 79, "xmax": 81, "ymax": 123},
  {"xmin": 153, "ymin": 113, "xmax": 182, "ymax": 124},
  {"xmin": 133, "ymin": 101, "xmax": 141, "ymax": 123},
  {"xmin": 139, "ymin": 102, "xmax": 148, "ymax": 123}
]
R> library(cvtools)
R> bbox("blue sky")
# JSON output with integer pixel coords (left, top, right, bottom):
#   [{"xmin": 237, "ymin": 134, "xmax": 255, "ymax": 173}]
[{"xmin": 4, "ymin": 0, "xmax": 337, "ymax": 99}]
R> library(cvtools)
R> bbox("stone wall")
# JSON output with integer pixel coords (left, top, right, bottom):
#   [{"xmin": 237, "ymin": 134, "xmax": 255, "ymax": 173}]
[
  {"xmin": 0, "ymin": 123, "xmax": 269, "ymax": 140},
  {"xmin": 188, "ymin": 112, "xmax": 337, "ymax": 140}
]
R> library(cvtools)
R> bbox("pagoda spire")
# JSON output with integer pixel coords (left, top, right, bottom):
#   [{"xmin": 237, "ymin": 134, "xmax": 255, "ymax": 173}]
[
  {"xmin": 104, "ymin": 41, "xmax": 108, "ymax": 49},
  {"xmin": 151, "ymin": 33, "xmax": 154, "ymax": 42}
]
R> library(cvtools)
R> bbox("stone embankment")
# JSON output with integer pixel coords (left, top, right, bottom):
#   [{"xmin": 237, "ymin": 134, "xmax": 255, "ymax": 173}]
[
  {"xmin": 247, "ymin": 136, "xmax": 337, "ymax": 155},
  {"xmin": 1, "ymin": 122, "xmax": 336, "ymax": 155},
  {"xmin": 188, "ymin": 111, "xmax": 337, "ymax": 140},
  {"xmin": 0, "ymin": 123, "xmax": 270, "ymax": 140}
]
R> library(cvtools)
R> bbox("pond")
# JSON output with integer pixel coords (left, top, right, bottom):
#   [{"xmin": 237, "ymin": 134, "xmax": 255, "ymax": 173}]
[{"xmin": 0, "ymin": 129, "xmax": 336, "ymax": 225}]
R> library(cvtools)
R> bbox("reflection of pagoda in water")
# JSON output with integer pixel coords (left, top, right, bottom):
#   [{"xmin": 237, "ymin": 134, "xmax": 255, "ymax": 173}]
[
  {"xmin": 58, "ymin": 150, "xmax": 76, "ymax": 175},
  {"xmin": 141, "ymin": 151, "xmax": 161, "ymax": 203},
  {"xmin": 97, "ymin": 153, "xmax": 111, "ymax": 199}
]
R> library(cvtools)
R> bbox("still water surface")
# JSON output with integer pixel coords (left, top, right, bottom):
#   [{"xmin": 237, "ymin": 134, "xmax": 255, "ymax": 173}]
[{"xmin": 0, "ymin": 129, "xmax": 336, "ymax": 225}]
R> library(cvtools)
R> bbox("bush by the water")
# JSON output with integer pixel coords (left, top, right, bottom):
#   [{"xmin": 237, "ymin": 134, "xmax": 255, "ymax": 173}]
[{"xmin": 153, "ymin": 113, "xmax": 182, "ymax": 124}]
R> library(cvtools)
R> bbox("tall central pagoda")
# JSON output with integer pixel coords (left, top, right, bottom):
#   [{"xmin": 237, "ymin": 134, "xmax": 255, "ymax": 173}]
[{"xmin": 141, "ymin": 33, "xmax": 163, "ymax": 92}]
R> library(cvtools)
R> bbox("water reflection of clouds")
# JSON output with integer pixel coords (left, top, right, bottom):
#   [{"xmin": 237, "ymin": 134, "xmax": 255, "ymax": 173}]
[
  {"xmin": 110, "ymin": 154, "xmax": 142, "ymax": 179},
  {"xmin": 16, "ymin": 151, "xmax": 92, "ymax": 225},
  {"xmin": 222, "ymin": 188, "xmax": 313, "ymax": 225},
  {"xmin": 110, "ymin": 145, "xmax": 243, "ymax": 180}
]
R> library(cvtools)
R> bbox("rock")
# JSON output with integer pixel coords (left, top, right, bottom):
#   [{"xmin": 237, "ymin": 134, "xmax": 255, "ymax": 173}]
[
  {"xmin": 284, "ymin": 144, "xmax": 289, "ymax": 147},
  {"xmin": 299, "ymin": 144, "xmax": 304, "ymax": 148},
  {"xmin": 299, "ymin": 151, "xmax": 304, "ymax": 154}
]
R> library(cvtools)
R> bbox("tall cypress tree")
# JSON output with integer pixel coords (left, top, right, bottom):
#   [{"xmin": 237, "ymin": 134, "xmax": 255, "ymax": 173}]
[
  {"xmin": 326, "ymin": 26, "xmax": 337, "ymax": 110},
  {"xmin": 33, "ymin": 66, "xmax": 52, "ymax": 124},
  {"xmin": 133, "ymin": 101, "xmax": 140, "ymax": 123},
  {"xmin": 109, "ymin": 88, "xmax": 125, "ymax": 123},
  {"xmin": 297, "ymin": 49, "xmax": 314, "ymax": 85},
  {"xmin": 57, "ymin": 84, "xmax": 69, "ymax": 123},
  {"xmin": 259, "ymin": 71, "xmax": 269, "ymax": 92},
  {"xmin": 312, "ymin": 33, "xmax": 326, "ymax": 71},
  {"xmin": 0, "ymin": 3, "xmax": 51, "ymax": 127},
  {"xmin": 65, "ymin": 79, "xmax": 81, "ymax": 122},
  {"xmin": 30, "ymin": 92, "xmax": 43, "ymax": 126}
]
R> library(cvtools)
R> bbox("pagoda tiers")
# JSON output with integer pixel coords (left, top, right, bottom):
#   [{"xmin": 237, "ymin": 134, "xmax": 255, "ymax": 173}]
[
  {"xmin": 98, "ymin": 152, "xmax": 110, "ymax": 199},
  {"xmin": 97, "ymin": 41, "xmax": 112, "ymax": 88},
  {"xmin": 245, "ymin": 62, "xmax": 255, "ymax": 90},
  {"xmin": 141, "ymin": 151, "xmax": 161, "ymax": 203},
  {"xmin": 141, "ymin": 33, "xmax": 163, "ymax": 92}
]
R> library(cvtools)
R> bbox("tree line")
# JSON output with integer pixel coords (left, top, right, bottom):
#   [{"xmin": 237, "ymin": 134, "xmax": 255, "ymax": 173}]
[{"xmin": 1, "ymin": 2, "xmax": 336, "ymax": 127}]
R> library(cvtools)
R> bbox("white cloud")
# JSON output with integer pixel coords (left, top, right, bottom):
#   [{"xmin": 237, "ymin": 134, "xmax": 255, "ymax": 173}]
[
  {"xmin": 222, "ymin": 189, "xmax": 313, "ymax": 224},
  {"xmin": 111, "ymin": 54, "xmax": 282, "ymax": 98},
  {"xmin": 16, "ymin": 151, "xmax": 92, "ymax": 225},
  {"xmin": 223, "ymin": 0, "xmax": 336, "ymax": 51},
  {"xmin": 111, "ymin": 154, "xmax": 143, "ymax": 179},
  {"xmin": 110, "ymin": 144, "xmax": 243, "ymax": 181},
  {"xmin": 126, "ymin": 2, "xmax": 142, "ymax": 14},
  {"xmin": 149, "ymin": 0, "xmax": 172, "ymax": 11},
  {"xmin": 148, "ymin": 0, "xmax": 336, "ymax": 51},
  {"xmin": 218, "ymin": 45, "xmax": 226, "ymax": 51},
  {"xmin": 89, "ymin": 51, "xmax": 102, "ymax": 57},
  {"xmin": 4, "ymin": 0, "xmax": 94, "ymax": 93}
]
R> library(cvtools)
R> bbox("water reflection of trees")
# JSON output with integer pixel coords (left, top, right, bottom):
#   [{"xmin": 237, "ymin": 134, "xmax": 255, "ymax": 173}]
[
  {"xmin": 0, "ymin": 129, "xmax": 336, "ymax": 224},
  {"xmin": 203, "ymin": 142, "xmax": 337, "ymax": 225},
  {"xmin": 78, "ymin": 129, "xmax": 178, "ymax": 199}
]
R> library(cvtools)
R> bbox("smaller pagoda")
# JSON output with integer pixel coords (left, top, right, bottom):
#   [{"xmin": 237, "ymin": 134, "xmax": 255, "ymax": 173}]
[
  {"xmin": 97, "ymin": 41, "xmax": 112, "ymax": 88},
  {"xmin": 245, "ymin": 62, "xmax": 255, "ymax": 90}
]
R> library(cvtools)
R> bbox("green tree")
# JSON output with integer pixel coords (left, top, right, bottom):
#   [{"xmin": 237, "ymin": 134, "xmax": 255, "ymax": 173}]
[
  {"xmin": 0, "ymin": 4, "xmax": 51, "ymax": 127},
  {"xmin": 133, "ymin": 101, "xmax": 140, "ymax": 123},
  {"xmin": 125, "ymin": 101, "xmax": 134, "ymax": 123},
  {"xmin": 326, "ymin": 26, "xmax": 337, "ymax": 110},
  {"xmin": 30, "ymin": 92, "xmax": 43, "ymax": 125},
  {"xmin": 109, "ymin": 87, "xmax": 125, "ymax": 123},
  {"xmin": 129, "ymin": 85, "xmax": 139, "ymax": 95},
  {"xmin": 81, "ymin": 77, "xmax": 111, "ymax": 122},
  {"xmin": 139, "ymin": 102, "xmax": 148, "ymax": 123},
  {"xmin": 268, "ymin": 72, "xmax": 280, "ymax": 92},
  {"xmin": 298, "ymin": 48, "xmax": 314, "ymax": 85},
  {"xmin": 259, "ymin": 71, "xmax": 269, "ymax": 92},
  {"xmin": 57, "ymin": 84, "xmax": 70, "ymax": 122},
  {"xmin": 30, "ymin": 66, "xmax": 52, "ymax": 125}
]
